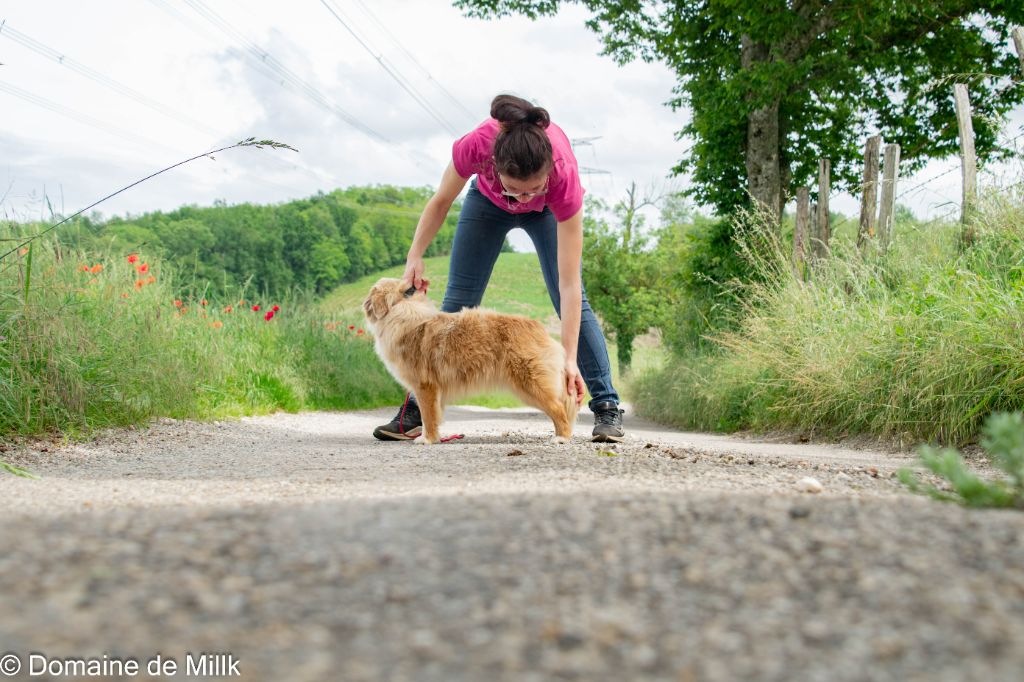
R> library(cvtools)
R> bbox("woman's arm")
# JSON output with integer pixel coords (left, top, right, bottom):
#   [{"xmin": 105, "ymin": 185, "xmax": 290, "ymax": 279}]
[
  {"xmin": 404, "ymin": 161, "xmax": 468, "ymax": 290},
  {"xmin": 557, "ymin": 207, "xmax": 586, "ymax": 406}
]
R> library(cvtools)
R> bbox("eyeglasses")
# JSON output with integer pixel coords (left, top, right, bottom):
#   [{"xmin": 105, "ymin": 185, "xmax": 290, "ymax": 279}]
[{"xmin": 497, "ymin": 174, "xmax": 549, "ymax": 199}]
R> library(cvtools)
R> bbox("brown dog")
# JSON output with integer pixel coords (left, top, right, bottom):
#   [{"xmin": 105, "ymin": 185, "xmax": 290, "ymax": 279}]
[{"xmin": 363, "ymin": 278, "xmax": 579, "ymax": 444}]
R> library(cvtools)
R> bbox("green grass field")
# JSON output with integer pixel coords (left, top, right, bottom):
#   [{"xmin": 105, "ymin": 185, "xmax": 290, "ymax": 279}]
[{"xmin": 321, "ymin": 252, "xmax": 554, "ymax": 321}]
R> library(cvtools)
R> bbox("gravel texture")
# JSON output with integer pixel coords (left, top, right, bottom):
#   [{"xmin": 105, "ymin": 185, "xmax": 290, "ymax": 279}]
[{"xmin": 1, "ymin": 405, "xmax": 1022, "ymax": 681}]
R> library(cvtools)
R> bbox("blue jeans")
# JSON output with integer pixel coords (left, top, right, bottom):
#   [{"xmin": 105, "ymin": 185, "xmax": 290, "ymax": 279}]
[{"xmin": 439, "ymin": 181, "xmax": 620, "ymax": 409}]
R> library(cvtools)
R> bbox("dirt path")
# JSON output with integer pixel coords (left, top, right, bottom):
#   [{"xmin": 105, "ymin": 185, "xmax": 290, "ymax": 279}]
[{"xmin": 1, "ymin": 406, "xmax": 1022, "ymax": 681}]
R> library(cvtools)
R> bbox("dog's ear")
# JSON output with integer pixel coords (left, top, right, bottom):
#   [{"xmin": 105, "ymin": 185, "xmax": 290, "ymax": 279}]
[
  {"xmin": 363, "ymin": 286, "xmax": 390, "ymax": 321},
  {"xmin": 371, "ymin": 288, "xmax": 390, "ymax": 320}
]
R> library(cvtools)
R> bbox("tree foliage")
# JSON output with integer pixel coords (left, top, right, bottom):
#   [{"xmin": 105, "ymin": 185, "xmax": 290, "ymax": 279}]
[
  {"xmin": 51, "ymin": 186, "xmax": 463, "ymax": 299},
  {"xmin": 581, "ymin": 190, "xmax": 662, "ymax": 371},
  {"xmin": 457, "ymin": 0, "xmax": 1024, "ymax": 215}
]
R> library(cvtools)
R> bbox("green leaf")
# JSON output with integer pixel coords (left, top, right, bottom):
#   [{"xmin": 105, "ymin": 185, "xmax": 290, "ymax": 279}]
[{"xmin": 1, "ymin": 461, "xmax": 40, "ymax": 479}]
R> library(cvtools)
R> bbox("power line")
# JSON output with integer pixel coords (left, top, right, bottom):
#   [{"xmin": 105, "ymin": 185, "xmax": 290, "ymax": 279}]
[
  {"xmin": 318, "ymin": 0, "xmax": 460, "ymax": 136},
  {"xmin": 0, "ymin": 22, "xmax": 223, "ymax": 139},
  {"xmin": 0, "ymin": 80, "xmax": 333, "ymax": 207},
  {"xmin": 0, "ymin": 80, "xmax": 180, "ymax": 155},
  {"xmin": 0, "ymin": 22, "xmax": 355, "ymax": 196},
  {"xmin": 158, "ymin": 0, "xmax": 387, "ymax": 143},
  {"xmin": 350, "ymin": 0, "xmax": 478, "ymax": 127},
  {"xmin": 149, "ymin": 0, "xmax": 438, "ymax": 177}
]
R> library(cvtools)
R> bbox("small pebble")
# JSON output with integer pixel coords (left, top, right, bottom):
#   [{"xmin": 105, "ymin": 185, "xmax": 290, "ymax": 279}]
[{"xmin": 796, "ymin": 477, "xmax": 823, "ymax": 493}]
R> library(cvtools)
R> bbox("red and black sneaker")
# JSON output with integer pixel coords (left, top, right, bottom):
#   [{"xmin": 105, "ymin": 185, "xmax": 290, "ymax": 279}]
[{"xmin": 373, "ymin": 392, "xmax": 423, "ymax": 441}]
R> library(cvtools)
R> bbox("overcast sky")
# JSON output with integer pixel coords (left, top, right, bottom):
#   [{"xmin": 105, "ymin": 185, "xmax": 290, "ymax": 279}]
[{"xmin": 3, "ymin": 1, "xmax": 1022, "ymax": 252}]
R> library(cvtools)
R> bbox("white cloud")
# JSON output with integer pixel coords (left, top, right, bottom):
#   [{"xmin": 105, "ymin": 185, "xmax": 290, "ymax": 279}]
[{"xmin": 2, "ymin": 0, "xmax": 1021, "ymax": 253}]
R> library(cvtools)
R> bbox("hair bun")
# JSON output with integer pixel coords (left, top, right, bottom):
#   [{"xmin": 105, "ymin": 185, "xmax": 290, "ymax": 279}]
[
  {"xmin": 491, "ymin": 94, "xmax": 550, "ymax": 130},
  {"xmin": 524, "ymin": 106, "xmax": 550, "ymax": 129}
]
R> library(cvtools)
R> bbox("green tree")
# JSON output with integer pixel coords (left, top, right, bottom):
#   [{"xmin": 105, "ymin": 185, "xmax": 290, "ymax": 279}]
[
  {"xmin": 456, "ymin": 1, "xmax": 1024, "ymax": 220},
  {"xmin": 582, "ymin": 185, "xmax": 662, "ymax": 371},
  {"xmin": 309, "ymin": 239, "xmax": 352, "ymax": 293}
]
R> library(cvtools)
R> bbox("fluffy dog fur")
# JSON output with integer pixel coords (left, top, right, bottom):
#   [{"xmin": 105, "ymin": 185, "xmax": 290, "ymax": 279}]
[{"xmin": 363, "ymin": 277, "xmax": 580, "ymax": 444}]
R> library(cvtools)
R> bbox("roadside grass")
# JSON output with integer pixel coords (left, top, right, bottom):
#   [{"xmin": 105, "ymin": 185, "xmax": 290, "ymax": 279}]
[
  {"xmin": 0, "ymin": 232, "xmax": 403, "ymax": 443},
  {"xmin": 632, "ymin": 188, "xmax": 1024, "ymax": 446}
]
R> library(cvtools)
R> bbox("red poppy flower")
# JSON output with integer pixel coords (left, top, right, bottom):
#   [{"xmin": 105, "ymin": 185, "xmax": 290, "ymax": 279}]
[
  {"xmin": 223, "ymin": 306, "xmax": 233, "ymax": 313},
  {"xmin": 136, "ymin": 263, "xmax": 149, "ymax": 274},
  {"xmin": 252, "ymin": 305, "xmax": 260, "ymax": 312},
  {"xmin": 174, "ymin": 300, "xmax": 183, "ymax": 308},
  {"xmin": 264, "ymin": 310, "xmax": 275, "ymax": 321},
  {"xmin": 348, "ymin": 325, "xmax": 355, "ymax": 330},
  {"xmin": 90, "ymin": 264, "xmax": 103, "ymax": 274},
  {"xmin": 357, "ymin": 329, "xmax": 365, "ymax": 335},
  {"xmin": 272, "ymin": 305, "xmax": 280, "ymax": 312},
  {"xmin": 201, "ymin": 299, "xmax": 208, "ymax": 307},
  {"xmin": 127, "ymin": 254, "xmax": 139, "ymax": 264}
]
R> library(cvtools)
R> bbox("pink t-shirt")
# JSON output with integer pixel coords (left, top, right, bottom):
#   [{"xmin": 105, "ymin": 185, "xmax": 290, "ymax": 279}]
[{"xmin": 451, "ymin": 118, "xmax": 585, "ymax": 222}]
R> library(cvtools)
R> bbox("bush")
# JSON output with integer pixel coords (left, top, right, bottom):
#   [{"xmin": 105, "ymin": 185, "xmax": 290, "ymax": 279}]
[
  {"xmin": 654, "ymin": 213, "xmax": 750, "ymax": 354},
  {"xmin": 632, "ymin": 188, "xmax": 1024, "ymax": 445}
]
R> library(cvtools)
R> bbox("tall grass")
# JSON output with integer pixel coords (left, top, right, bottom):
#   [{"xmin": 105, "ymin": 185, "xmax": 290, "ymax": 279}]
[
  {"xmin": 0, "ymin": 229, "xmax": 403, "ymax": 440},
  {"xmin": 633, "ymin": 187, "xmax": 1024, "ymax": 446}
]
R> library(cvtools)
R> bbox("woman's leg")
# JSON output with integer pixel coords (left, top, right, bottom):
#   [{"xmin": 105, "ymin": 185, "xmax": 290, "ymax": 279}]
[
  {"xmin": 520, "ymin": 209, "xmax": 621, "ymax": 410},
  {"xmin": 440, "ymin": 183, "xmax": 515, "ymax": 313}
]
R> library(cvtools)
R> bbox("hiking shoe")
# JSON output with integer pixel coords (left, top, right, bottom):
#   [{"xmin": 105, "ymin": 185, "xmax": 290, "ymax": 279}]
[
  {"xmin": 591, "ymin": 400, "xmax": 625, "ymax": 442},
  {"xmin": 373, "ymin": 393, "xmax": 423, "ymax": 440}
]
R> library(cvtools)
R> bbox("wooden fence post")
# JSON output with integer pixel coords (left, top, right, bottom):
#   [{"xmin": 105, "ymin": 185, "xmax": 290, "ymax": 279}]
[
  {"xmin": 813, "ymin": 159, "xmax": 831, "ymax": 259},
  {"xmin": 792, "ymin": 187, "xmax": 810, "ymax": 278},
  {"xmin": 877, "ymin": 143, "xmax": 901, "ymax": 254},
  {"xmin": 1013, "ymin": 27, "xmax": 1024, "ymax": 77},
  {"xmin": 857, "ymin": 135, "xmax": 882, "ymax": 251},
  {"xmin": 953, "ymin": 84, "xmax": 977, "ymax": 239}
]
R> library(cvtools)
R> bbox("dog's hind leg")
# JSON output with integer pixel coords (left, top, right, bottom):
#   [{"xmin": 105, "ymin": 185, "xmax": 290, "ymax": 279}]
[
  {"xmin": 531, "ymin": 390, "xmax": 574, "ymax": 444},
  {"xmin": 413, "ymin": 384, "xmax": 442, "ymax": 445}
]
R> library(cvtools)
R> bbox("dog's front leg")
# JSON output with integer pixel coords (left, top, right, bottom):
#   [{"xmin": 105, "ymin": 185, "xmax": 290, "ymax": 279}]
[{"xmin": 413, "ymin": 384, "xmax": 442, "ymax": 444}]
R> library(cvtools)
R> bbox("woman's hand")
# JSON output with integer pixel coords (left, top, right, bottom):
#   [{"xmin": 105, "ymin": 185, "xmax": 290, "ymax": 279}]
[
  {"xmin": 402, "ymin": 257, "xmax": 429, "ymax": 293},
  {"xmin": 565, "ymin": 361, "xmax": 585, "ymax": 407}
]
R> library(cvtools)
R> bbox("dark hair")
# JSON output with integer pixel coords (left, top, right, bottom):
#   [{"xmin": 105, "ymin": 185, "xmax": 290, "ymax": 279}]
[{"xmin": 490, "ymin": 94, "xmax": 553, "ymax": 179}]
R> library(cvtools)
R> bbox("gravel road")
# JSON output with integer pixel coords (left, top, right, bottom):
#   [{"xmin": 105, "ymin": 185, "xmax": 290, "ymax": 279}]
[{"xmin": 1, "ymin": 406, "xmax": 1022, "ymax": 682}]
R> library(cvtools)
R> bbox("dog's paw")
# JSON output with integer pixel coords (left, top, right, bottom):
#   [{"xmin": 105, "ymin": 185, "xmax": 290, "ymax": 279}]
[
  {"xmin": 550, "ymin": 435, "xmax": 571, "ymax": 445},
  {"xmin": 414, "ymin": 435, "xmax": 437, "ymax": 445}
]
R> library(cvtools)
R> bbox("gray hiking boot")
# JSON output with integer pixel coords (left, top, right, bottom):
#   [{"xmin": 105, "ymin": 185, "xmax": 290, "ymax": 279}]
[{"xmin": 591, "ymin": 400, "xmax": 625, "ymax": 442}]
